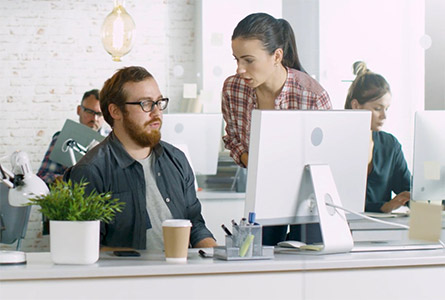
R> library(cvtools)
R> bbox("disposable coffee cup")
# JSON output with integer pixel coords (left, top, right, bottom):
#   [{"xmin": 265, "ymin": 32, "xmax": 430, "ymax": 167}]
[{"xmin": 162, "ymin": 219, "xmax": 192, "ymax": 262}]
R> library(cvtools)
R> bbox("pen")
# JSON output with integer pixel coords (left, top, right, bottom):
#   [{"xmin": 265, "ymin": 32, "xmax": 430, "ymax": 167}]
[
  {"xmin": 231, "ymin": 219, "xmax": 238, "ymax": 227},
  {"xmin": 239, "ymin": 217, "xmax": 247, "ymax": 226},
  {"xmin": 221, "ymin": 224, "xmax": 232, "ymax": 236},
  {"xmin": 248, "ymin": 212, "xmax": 256, "ymax": 224},
  {"xmin": 199, "ymin": 249, "xmax": 212, "ymax": 258}
]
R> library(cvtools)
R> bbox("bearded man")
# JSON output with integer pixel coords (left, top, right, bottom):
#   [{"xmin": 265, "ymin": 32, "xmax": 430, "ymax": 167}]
[{"xmin": 65, "ymin": 66, "xmax": 217, "ymax": 251}]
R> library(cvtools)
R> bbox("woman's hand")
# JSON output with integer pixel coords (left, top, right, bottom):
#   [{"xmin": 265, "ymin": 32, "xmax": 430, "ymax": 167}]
[{"xmin": 380, "ymin": 191, "xmax": 410, "ymax": 213}]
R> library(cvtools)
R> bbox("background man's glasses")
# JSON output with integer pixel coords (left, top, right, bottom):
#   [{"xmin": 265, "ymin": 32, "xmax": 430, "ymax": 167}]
[
  {"xmin": 125, "ymin": 98, "xmax": 169, "ymax": 113},
  {"xmin": 81, "ymin": 105, "xmax": 103, "ymax": 117}
]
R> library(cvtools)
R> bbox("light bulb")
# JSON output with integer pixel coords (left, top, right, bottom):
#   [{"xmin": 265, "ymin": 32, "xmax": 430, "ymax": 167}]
[{"xmin": 101, "ymin": 0, "xmax": 136, "ymax": 62}]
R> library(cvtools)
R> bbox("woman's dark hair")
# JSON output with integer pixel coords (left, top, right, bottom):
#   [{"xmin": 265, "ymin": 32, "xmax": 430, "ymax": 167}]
[
  {"xmin": 232, "ymin": 12, "xmax": 305, "ymax": 72},
  {"xmin": 345, "ymin": 61, "xmax": 391, "ymax": 109},
  {"xmin": 99, "ymin": 66, "xmax": 153, "ymax": 127}
]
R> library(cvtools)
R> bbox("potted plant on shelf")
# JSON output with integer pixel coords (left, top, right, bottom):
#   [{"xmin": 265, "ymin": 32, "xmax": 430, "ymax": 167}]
[{"xmin": 28, "ymin": 179, "xmax": 124, "ymax": 265}]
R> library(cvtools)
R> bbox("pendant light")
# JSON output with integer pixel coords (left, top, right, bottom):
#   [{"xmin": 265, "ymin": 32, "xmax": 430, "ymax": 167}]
[{"xmin": 101, "ymin": 0, "xmax": 136, "ymax": 62}]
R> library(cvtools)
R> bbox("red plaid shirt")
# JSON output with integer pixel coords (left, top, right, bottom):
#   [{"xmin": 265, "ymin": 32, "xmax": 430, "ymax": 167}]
[{"xmin": 222, "ymin": 68, "xmax": 332, "ymax": 166}]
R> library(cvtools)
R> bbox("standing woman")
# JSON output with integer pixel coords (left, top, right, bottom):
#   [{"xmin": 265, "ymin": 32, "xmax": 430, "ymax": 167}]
[
  {"xmin": 345, "ymin": 61, "xmax": 411, "ymax": 213},
  {"xmin": 222, "ymin": 12, "xmax": 332, "ymax": 168},
  {"xmin": 222, "ymin": 13, "xmax": 331, "ymax": 245}
]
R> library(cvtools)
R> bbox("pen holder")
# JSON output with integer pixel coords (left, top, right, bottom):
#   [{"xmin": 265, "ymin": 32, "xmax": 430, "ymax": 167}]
[
  {"xmin": 235, "ymin": 224, "xmax": 262, "ymax": 257},
  {"xmin": 215, "ymin": 224, "xmax": 273, "ymax": 260}
]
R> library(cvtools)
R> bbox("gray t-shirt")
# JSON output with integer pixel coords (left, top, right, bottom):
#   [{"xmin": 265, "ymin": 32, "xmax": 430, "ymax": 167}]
[{"xmin": 138, "ymin": 153, "xmax": 173, "ymax": 251}]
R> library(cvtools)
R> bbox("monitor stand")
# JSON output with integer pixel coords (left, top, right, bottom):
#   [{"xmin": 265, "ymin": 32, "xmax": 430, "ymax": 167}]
[{"xmin": 303, "ymin": 164, "xmax": 354, "ymax": 254}]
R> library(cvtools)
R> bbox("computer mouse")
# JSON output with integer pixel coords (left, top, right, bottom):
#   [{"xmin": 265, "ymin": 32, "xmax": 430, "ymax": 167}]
[{"xmin": 277, "ymin": 240, "xmax": 307, "ymax": 249}]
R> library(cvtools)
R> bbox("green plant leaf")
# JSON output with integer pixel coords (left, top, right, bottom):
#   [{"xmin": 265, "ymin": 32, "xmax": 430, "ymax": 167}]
[{"xmin": 27, "ymin": 179, "xmax": 124, "ymax": 223}]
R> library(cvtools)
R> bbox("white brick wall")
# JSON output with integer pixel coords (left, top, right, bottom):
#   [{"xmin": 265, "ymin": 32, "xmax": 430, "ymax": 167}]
[{"xmin": 0, "ymin": 0, "xmax": 196, "ymax": 251}]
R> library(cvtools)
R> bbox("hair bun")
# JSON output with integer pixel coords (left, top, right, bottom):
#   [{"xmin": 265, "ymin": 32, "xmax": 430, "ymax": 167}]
[{"xmin": 352, "ymin": 61, "xmax": 369, "ymax": 77}]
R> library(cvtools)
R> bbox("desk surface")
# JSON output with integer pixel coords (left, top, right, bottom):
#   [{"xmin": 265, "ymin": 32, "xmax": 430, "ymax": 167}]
[
  {"xmin": 2, "ymin": 249, "xmax": 445, "ymax": 300},
  {"xmin": 2, "ymin": 248, "xmax": 445, "ymax": 281}
]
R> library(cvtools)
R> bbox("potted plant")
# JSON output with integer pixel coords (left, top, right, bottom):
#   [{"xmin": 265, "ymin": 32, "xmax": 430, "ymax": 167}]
[{"xmin": 28, "ymin": 179, "xmax": 124, "ymax": 265}]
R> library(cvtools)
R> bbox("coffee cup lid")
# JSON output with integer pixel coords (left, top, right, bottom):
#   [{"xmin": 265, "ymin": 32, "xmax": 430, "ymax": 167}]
[{"xmin": 162, "ymin": 219, "xmax": 192, "ymax": 227}]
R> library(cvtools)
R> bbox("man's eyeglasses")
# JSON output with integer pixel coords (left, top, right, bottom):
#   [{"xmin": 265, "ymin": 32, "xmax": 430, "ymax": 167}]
[
  {"xmin": 125, "ymin": 98, "xmax": 169, "ymax": 113},
  {"xmin": 81, "ymin": 105, "xmax": 103, "ymax": 117}
]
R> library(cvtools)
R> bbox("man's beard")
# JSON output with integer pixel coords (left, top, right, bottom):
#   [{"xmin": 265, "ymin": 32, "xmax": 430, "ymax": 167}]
[
  {"xmin": 123, "ymin": 113, "xmax": 161, "ymax": 148},
  {"xmin": 88, "ymin": 120, "xmax": 100, "ymax": 131}
]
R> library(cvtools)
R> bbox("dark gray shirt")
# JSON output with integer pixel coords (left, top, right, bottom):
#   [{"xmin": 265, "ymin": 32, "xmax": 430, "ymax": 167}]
[
  {"xmin": 64, "ymin": 132, "xmax": 214, "ymax": 249},
  {"xmin": 366, "ymin": 131, "xmax": 411, "ymax": 212}
]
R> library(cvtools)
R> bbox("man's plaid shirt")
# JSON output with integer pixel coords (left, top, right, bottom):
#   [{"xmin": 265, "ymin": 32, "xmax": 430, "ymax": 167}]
[{"xmin": 36, "ymin": 131, "xmax": 67, "ymax": 186}]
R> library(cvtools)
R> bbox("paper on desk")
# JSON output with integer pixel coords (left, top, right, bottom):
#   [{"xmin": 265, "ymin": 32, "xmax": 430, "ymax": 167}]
[
  {"xmin": 364, "ymin": 212, "xmax": 400, "ymax": 218},
  {"xmin": 392, "ymin": 205, "xmax": 410, "ymax": 214},
  {"xmin": 365, "ymin": 206, "xmax": 410, "ymax": 218},
  {"xmin": 409, "ymin": 201, "xmax": 442, "ymax": 242}
]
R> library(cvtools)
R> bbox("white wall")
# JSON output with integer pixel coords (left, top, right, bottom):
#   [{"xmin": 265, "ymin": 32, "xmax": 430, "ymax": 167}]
[
  {"xmin": 283, "ymin": 0, "xmax": 320, "ymax": 78},
  {"xmin": 0, "ymin": 0, "xmax": 196, "ymax": 251},
  {"xmin": 196, "ymin": 0, "xmax": 282, "ymax": 113},
  {"xmin": 425, "ymin": 0, "xmax": 445, "ymax": 109},
  {"xmin": 285, "ymin": 0, "xmax": 425, "ymax": 170},
  {"xmin": 0, "ymin": 0, "xmax": 195, "ymax": 171},
  {"xmin": 318, "ymin": 0, "xmax": 425, "ymax": 171}
]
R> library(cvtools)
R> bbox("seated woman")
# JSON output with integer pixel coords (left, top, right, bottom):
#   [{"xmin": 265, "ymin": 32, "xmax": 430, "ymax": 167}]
[{"xmin": 345, "ymin": 61, "xmax": 411, "ymax": 213}]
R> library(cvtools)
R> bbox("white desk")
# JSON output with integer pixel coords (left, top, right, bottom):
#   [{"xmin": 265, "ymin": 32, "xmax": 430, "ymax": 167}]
[{"xmin": 1, "ymin": 249, "xmax": 445, "ymax": 300}]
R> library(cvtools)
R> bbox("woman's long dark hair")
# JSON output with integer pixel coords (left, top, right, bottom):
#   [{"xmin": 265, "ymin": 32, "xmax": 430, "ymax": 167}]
[{"xmin": 232, "ymin": 13, "xmax": 305, "ymax": 72}]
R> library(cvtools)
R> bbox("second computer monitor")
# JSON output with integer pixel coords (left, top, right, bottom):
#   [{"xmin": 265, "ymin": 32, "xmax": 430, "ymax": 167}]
[
  {"xmin": 412, "ymin": 110, "xmax": 445, "ymax": 202},
  {"xmin": 161, "ymin": 113, "xmax": 223, "ymax": 175},
  {"xmin": 244, "ymin": 110, "xmax": 371, "ymax": 225}
]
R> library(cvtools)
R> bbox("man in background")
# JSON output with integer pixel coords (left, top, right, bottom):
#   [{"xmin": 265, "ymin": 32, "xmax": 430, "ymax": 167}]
[{"xmin": 37, "ymin": 89, "xmax": 109, "ymax": 186}]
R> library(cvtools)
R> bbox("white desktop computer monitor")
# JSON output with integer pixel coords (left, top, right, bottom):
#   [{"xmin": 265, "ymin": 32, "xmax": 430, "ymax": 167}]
[
  {"xmin": 412, "ymin": 111, "xmax": 445, "ymax": 202},
  {"xmin": 244, "ymin": 110, "xmax": 371, "ymax": 226},
  {"xmin": 161, "ymin": 113, "xmax": 223, "ymax": 175}
]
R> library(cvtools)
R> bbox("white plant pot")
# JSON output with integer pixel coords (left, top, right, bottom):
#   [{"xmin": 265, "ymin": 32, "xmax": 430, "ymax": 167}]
[{"xmin": 50, "ymin": 220, "xmax": 100, "ymax": 265}]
